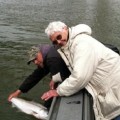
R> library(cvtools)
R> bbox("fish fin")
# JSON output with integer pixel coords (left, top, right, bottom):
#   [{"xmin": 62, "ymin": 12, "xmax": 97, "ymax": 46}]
[
  {"xmin": 11, "ymin": 103, "xmax": 24, "ymax": 113},
  {"xmin": 12, "ymin": 103, "xmax": 17, "ymax": 108}
]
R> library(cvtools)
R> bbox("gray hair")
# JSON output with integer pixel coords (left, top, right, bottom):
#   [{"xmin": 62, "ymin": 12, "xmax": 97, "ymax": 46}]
[{"xmin": 45, "ymin": 21, "xmax": 67, "ymax": 37}]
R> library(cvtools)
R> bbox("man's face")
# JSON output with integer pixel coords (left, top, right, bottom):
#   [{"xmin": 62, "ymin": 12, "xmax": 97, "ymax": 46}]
[
  {"xmin": 50, "ymin": 27, "xmax": 68, "ymax": 47},
  {"xmin": 33, "ymin": 52, "xmax": 44, "ymax": 68}
]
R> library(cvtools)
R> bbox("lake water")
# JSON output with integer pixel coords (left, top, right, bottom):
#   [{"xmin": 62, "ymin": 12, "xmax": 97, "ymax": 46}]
[{"xmin": 0, "ymin": 0, "xmax": 120, "ymax": 120}]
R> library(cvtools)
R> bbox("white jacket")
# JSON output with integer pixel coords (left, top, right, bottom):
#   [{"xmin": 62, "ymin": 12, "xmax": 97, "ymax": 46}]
[{"xmin": 57, "ymin": 24, "xmax": 120, "ymax": 120}]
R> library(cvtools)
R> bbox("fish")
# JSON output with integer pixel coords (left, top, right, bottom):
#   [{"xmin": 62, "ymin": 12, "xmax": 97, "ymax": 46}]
[{"xmin": 10, "ymin": 97, "xmax": 48, "ymax": 120}]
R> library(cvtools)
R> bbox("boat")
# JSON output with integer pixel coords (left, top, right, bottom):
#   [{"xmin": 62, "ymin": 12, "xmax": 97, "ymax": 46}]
[{"xmin": 47, "ymin": 89, "xmax": 95, "ymax": 120}]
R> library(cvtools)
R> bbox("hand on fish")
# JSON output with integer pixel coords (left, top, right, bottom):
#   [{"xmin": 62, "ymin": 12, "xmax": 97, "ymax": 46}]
[
  {"xmin": 8, "ymin": 90, "xmax": 21, "ymax": 102},
  {"xmin": 41, "ymin": 90, "xmax": 59, "ymax": 101}
]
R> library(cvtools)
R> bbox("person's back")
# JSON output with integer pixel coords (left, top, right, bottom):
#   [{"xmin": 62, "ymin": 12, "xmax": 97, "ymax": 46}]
[{"xmin": 46, "ymin": 46, "xmax": 70, "ymax": 81}]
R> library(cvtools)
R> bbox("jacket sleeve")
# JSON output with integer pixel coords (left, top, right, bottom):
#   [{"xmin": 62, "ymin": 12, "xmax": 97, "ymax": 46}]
[
  {"xmin": 57, "ymin": 39, "xmax": 98, "ymax": 96},
  {"xmin": 19, "ymin": 67, "xmax": 49, "ymax": 93}
]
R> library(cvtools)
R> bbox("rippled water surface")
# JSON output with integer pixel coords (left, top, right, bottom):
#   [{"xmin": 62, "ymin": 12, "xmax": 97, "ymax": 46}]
[{"xmin": 0, "ymin": 0, "xmax": 120, "ymax": 119}]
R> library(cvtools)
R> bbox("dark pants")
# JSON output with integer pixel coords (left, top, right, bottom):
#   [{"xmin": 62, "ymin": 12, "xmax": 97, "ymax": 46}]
[{"xmin": 44, "ymin": 98, "xmax": 53, "ymax": 110}]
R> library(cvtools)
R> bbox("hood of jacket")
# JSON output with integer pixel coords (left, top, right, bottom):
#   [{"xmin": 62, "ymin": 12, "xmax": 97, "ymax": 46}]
[
  {"xmin": 69, "ymin": 24, "xmax": 92, "ymax": 40},
  {"xmin": 60, "ymin": 24, "xmax": 92, "ymax": 49}
]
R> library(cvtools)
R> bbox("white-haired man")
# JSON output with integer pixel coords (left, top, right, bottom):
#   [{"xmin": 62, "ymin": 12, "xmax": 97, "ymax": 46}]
[{"xmin": 41, "ymin": 21, "xmax": 120, "ymax": 120}]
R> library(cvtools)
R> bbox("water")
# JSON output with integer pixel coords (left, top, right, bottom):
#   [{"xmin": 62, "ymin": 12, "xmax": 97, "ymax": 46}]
[{"xmin": 0, "ymin": 0, "xmax": 120, "ymax": 119}]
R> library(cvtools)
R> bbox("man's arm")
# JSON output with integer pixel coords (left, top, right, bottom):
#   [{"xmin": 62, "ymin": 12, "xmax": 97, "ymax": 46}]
[
  {"xmin": 19, "ymin": 67, "xmax": 49, "ymax": 93},
  {"xmin": 41, "ymin": 57, "xmax": 71, "ymax": 101},
  {"xmin": 8, "ymin": 67, "xmax": 49, "ymax": 101}
]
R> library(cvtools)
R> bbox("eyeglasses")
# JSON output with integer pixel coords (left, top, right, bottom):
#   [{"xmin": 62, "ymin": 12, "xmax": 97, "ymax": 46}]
[{"xmin": 52, "ymin": 35, "xmax": 62, "ymax": 45}]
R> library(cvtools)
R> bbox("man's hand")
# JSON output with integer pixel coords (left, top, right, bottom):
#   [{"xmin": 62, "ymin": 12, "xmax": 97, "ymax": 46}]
[
  {"xmin": 49, "ymin": 80, "xmax": 55, "ymax": 90},
  {"xmin": 8, "ymin": 90, "xmax": 21, "ymax": 102},
  {"xmin": 41, "ymin": 90, "xmax": 59, "ymax": 101}
]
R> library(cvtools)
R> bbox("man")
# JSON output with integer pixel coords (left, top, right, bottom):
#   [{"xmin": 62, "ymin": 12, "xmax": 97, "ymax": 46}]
[
  {"xmin": 41, "ymin": 21, "xmax": 120, "ymax": 120},
  {"xmin": 8, "ymin": 44, "xmax": 70, "ymax": 109}
]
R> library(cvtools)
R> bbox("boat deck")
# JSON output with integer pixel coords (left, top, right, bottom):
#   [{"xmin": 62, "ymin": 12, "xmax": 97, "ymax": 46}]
[{"xmin": 47, "ymin": 89, "xmax": 95, "ymax": 120}]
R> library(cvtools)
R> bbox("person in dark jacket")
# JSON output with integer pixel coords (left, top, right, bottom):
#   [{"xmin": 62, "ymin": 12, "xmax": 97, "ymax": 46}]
[{"xmin": 8, "ymin": 44, "xmax": 70, "ymax": 109}]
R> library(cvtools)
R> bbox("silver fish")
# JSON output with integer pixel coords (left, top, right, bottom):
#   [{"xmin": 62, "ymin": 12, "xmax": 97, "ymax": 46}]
[{"xmin": 11, "ymin": 97, "xmax": 48, "ymax": 119}]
